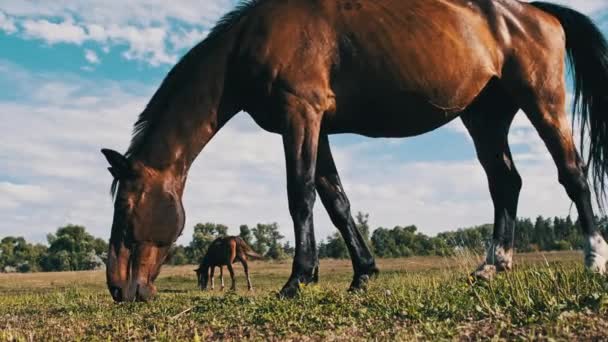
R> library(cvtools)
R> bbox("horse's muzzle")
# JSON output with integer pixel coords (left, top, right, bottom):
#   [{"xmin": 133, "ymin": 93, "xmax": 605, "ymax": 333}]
[{"xmin": 108, "ymin": 281, "xmax": 157, "ymax": 302}]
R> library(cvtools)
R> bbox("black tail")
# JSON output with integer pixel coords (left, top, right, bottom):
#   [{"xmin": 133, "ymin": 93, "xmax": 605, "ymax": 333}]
[{"xmin": 531, "ymin": 2, "xmax": 608, "ymax": 208}]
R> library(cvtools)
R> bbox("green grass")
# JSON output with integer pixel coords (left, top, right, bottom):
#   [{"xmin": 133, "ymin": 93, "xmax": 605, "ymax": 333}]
[{"xmin": 1, "ymin": 252, "xmax": 608, "ymax": 340}]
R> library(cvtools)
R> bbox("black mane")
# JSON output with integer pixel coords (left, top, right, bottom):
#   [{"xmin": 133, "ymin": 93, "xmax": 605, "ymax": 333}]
[{"xmin": 110, "ymin": 0, "xmax": 262, "ymax": 196}]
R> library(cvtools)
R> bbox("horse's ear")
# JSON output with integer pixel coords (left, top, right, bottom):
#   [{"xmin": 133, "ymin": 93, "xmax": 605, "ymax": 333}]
[
  {"xmin": 107, "ymin": 167, "xmax": 119, "ymax": 179},
  {"xmin": 101, "ymin": 148, "xmax": 135, "ymax": 179}
]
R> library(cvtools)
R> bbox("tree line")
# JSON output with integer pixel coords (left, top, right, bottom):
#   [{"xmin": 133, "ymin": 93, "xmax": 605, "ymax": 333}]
[
  {"xmin": 321, "ymin": 213, "xmax": 608, "ymax": 259},
  {"xmin": 2, "ymin": 213, "xmax": 607, "ymax": 272},
  {"xmin": 0, "ymin": 225, "xmax": 107, "ymax": 273},
  {"xmin": 0, "ymin": 222, "xmax": 294, "ymax": 272}
]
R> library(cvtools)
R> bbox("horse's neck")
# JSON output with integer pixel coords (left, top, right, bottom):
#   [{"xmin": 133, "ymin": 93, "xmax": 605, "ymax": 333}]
[{"xmin": 130, "ymin": 40, "xmax": 240, "ymax": 179}]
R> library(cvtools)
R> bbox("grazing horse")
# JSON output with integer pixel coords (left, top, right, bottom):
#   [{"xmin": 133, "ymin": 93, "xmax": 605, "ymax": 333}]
[
  {"xmin": 195, "ymin": 236, "xmax": 261, "ymax": 291},
  {"xmin": 101, "ymin": 0, "xmax": 608, "ymax": 301}
]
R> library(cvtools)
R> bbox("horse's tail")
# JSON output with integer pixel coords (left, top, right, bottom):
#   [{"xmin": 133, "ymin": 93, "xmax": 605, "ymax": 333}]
[
  {"xmin": 530, "ymin": 2, "xmax": 608, "ymax": 208},
  {"xmin": 236, "ymin": 237, "xmax": 263, "ymax": 260}
]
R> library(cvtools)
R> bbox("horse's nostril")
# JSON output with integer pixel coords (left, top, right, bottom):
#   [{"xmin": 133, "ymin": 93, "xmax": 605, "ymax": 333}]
[{"xmin": 109, "ymin": 286, "xmax": 123, "ymax": 302}]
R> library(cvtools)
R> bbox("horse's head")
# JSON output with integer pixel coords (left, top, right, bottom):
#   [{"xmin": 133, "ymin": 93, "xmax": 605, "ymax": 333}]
[
  {"xmin": 194, "ymin": 266, "xmax": 209, "ymax": 290},
  {"xmin": 101, "ymin": 149, "xmax": 185, "ymax": 302}
]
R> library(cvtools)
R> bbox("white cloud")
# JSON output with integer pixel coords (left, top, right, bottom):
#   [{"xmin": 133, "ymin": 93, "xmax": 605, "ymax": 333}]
[
  {"xmin": 0, "ymin": 182, "xmax": 50, "ymax": 209},
  {"xmin": 0, "ymin": 11, "xmax": 16, "ymax": 34},
  {"xmin": 21, "ymin": 18, "xmax": 87, "ymax": 44},
  {"xmin": 169, "ymin": 28, "xmax": 209, "ymax": 51},
  {"xmin": 0, "ymin": 0, "xmax": 232, "ymax": 27},
  {"xmin": 84, "ymin": 49, "xmax": 99, "ymax": 64},
  {"xmin": 0, "ymin": 1, "xmax": 232, "ymax": 66},
  {"xmin": 548, "ymin": 0, "xmax": 608, "ymax": 13}
]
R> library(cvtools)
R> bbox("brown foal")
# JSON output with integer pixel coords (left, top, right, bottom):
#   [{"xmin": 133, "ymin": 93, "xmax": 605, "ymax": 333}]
[{"xmin": 195, "ymin": 236, "xmax": 261, "ymax": 291}]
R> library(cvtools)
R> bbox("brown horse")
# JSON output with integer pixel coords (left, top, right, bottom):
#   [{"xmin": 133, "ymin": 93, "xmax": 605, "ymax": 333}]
[
  {"xmin": 101, "ymin": 0, "xmax": 608, "ymax": 301},
  {"xmin": 195, "ymin": 236, "xmax": 261, "ymax": 291}
]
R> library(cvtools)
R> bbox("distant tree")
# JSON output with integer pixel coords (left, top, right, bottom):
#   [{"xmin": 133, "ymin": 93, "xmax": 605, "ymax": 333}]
[
  {"xmin": 266, "ymin": 241, "xmax": 287, "ymax": 260},
  {"xmin": 438, "ymin": 224, "xmax": 492, "ymax": 253},
  {"xmin": 554, "ymin": 240, "xmax": 572, "ymax": 251},
  {"xmin": 533, "ymin": 216, "xmax": 554, "ymax": 251},
  {"xmin": 371, "ymin": 226, "xmax": 422, "ymax": 258},
  {"xmin": 41, "ymin": 225, "xmax": 105, "ymax": 272},
  {"xmin": 282, "ymin": 241, "xmax": 295, "ymax": 257},
  {"xmin": 267, "ymin": 224, "xmax": 286, "ymax": 259},
  {"xmin": 252, "ymin": 223, "xmax": 274, "ymax": 255},
  {"xmin": 514, "ymin": 218, "xmax": 534, "ymax": 252},
  {"xmin": 428, "ymin": 237, "xmax": 452, "ymax": 257},
  {"xmin": 355, "ymin": 212, "xmax": 371, "ymax": 244},
  {"xmin": 166, "ymin": 245, "xmax": 190, "ymax": 265},
  {"xmin": 321, "ymin": 232, "xmax": 349, "ymax": 259},
  {"xmin": 239, "ymin": 225, "xmax": 253, "ymax": 246},
  {"xmin": 371, "ymin": 228, "xmax": 397, "ymax": 258},
  {"xmin": 251, "ymin": 223, "xmax": 286, "ymax": 259},
  {"xmin": 92, "ymin": 238, "xmax": 108, "ymax": 256},
  {"xmin": 0, "ymin": 237, "xmax": 47, "ymax": 273}
]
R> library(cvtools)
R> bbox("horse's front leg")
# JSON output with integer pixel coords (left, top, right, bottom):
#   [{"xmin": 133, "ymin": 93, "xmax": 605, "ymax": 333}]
[
  {"xmin": 219, "ymin": 266, "xmax": 225, "ymax": 291},
  {"xmin": 209, "ymin": 266, "xmax": 215, "ymax": 290},
  {"xmin": 278, "ymin": 92, "xmax": 323, "ymax": 298}
]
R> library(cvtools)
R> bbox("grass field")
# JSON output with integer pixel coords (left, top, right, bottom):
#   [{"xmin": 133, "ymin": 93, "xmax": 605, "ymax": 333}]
[{"xmin": 2, "ymin": 251, "xmax": 608, "ymax": 341}]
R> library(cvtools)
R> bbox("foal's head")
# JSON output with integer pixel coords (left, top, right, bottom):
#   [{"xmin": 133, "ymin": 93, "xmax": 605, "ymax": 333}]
[
  {"xmin": 195, "ymin": 265, "xmax": 210, "ymax": 289},
  {"xmin": 102, "ymin": 149, "xmax": 185, "ymax": 302}
]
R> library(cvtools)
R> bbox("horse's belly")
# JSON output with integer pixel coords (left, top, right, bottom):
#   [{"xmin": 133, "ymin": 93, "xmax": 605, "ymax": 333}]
[{"xmin": 323, "ymin": 93, "xmax": 462, "ymax": 137}]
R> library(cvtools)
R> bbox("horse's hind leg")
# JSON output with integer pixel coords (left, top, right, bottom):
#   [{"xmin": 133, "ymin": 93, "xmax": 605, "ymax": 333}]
[
  {"xmin": 509, "ymin": 55, "xmax": 608, "ymax": 273},
  {"xmin": 316, "ymin": 134, "xmax": 378, "ymax": 290},
  {"xmin": 226, "ymin": 263, "xmax": 236, "ymax": 291},
  {"xmin": 461, "ymin": 82, "xmax": 521, "ymax": 280},
  {"xmin": 239, "ymin": 257, "xmax": 253, "ymax": 291}
]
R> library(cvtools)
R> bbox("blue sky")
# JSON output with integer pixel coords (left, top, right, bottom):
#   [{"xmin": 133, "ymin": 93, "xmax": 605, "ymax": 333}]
[{"xmin": 1, "ymin": 0, "xmax": 608, "ymax": 245}]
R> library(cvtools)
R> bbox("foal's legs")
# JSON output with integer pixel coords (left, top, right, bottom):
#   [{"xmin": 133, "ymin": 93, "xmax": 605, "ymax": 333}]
[
  {"xmin": 239, "ymin": 257, "xmax": 253, "ymax": 291},
  {"xmin": 209, "ymin": 266, "xmax": 215, "ymax": 290},
  {"xmin": 461, "ymin": 86, "xmax": 521, "ymax": 280},
  {"xmin": 219, "ymin": 266, "xmax": 225, "ymax": 290},
  {"xmin": 226, "ymin": 263, "xmax": 236, "ymax": 291},
  {"xmin": 316, "ymin": 134, "xmax": 378, "ymax": 289}
]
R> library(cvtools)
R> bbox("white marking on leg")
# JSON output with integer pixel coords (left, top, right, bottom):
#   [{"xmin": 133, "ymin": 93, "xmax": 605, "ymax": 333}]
[
  {"xmin": 486, "ymin": 243, "xmax": 513, "ymax": 271},
  {"xmin": 585, "ymin": 233, "xmax": 608, "ymax": 274}
]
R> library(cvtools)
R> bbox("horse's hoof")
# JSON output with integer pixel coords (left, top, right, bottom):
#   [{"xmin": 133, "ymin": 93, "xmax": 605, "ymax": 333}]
[
  {"xmin": 585, "ymin": 253, "xmax": 608, "ymax": 274},
  {"xmin": 471, "ymin": 264, "xmax": 497, "ymax": 281},
  {"xmin": 363, "ymin": 265, "xmax": 380, "ymax": 279},
  {"xmin": 585, "ymin": 234, "xmax": 608, "ymax": 274},
  {"xmin": 349, "ymin": 274, "xmax": 371, "ymax": 292},
  {"xmin": 349, "ymin": 266, "xmax": 379, "ymax": 292}
]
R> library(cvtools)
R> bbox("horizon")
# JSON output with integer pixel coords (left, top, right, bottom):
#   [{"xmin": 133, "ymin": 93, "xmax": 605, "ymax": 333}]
[{"xmin": 1, "ymin": 0, "xmax": 608, "ymax": 246}]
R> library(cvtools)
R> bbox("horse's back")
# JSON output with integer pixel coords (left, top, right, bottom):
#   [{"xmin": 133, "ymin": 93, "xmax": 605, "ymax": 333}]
[
  {"xmin": 203, "ymin": 236, "xmax": 237, "ymax": 265},
  {"xmin": 236, "ymin": 0, "xmax": 563, "ymax": 137}
]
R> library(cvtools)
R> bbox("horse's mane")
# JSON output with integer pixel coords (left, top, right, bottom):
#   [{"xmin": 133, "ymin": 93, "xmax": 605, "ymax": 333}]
[{"xmin": 111, "ymin": 0, "xmax": 262, "ymax": 196}]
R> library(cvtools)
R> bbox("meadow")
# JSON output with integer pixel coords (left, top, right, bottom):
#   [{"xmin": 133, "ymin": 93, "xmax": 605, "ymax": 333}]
[{"xmin": 2, "ymin": 251, "xmax": 608, "ymax": 341}]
